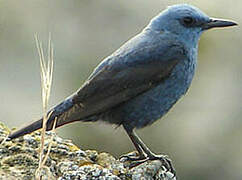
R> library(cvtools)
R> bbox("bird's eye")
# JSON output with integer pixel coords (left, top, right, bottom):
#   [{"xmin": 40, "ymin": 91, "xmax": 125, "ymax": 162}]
[{"xmin": 182, "ymin": 17, "xmax": 196, "ymax": 27}]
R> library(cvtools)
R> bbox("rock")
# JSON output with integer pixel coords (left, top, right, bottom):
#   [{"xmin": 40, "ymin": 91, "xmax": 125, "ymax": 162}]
[{"xmin": 0, "ymin": 122, "xmax": 176, "ymax": 180}]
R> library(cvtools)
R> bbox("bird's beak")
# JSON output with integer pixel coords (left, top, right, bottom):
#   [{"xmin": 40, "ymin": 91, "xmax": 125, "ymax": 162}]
[{"xmin": 202, "ymin": 18, "xmax": 238, "ymax": 30}]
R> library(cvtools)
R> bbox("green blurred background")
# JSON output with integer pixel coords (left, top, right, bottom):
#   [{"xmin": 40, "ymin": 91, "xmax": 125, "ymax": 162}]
[{"xmin": 0, "ymin": 0, "xmax": 241, "ymax": 179}]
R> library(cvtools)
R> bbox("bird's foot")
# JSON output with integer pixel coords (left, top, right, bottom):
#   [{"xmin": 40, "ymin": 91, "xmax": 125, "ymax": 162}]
[
  {"xmin": 120, "ymin": 151, "xmax": 146, "ymax": 161},
  {"xmin": 148, "ymin": 153, "xmax": 176, "ymax": 176},
  {"xmin": 119, "ymin": 151, "xmax": 148, "ymax": 168},
  {"xmin": 120, "ymin": 152, "xmax": 176, "ymax": 176}
]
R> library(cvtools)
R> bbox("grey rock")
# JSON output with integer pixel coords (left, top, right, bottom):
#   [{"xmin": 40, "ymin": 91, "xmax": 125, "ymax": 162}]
[{"xmin": 0, "ymin": 122, "xmax": 176, "ymax": 179}]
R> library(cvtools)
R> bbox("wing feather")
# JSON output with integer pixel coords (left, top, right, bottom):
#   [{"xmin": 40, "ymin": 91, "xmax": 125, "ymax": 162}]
[{"xmin": 71, "ymin": 41, "xmax": 186, "ymax": 119}]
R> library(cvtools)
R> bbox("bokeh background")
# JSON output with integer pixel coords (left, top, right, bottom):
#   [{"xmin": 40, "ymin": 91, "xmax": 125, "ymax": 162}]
[{"xmin": 0, "ymin": 0, "xmax": 241, "ymax": 179}]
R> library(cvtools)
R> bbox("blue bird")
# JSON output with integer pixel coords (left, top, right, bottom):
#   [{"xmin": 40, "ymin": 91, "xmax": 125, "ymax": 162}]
[{"xmin": 9, "ymin": 4, "xmax": 237, "ymax": 172}]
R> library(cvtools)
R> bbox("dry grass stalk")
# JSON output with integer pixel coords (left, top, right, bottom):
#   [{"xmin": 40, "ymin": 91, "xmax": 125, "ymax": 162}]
[
  {"xmin": 34, "ymin": 34, "xmax": 54, "ymax": 179},
  {"xmin": 41, "ymin": 117, "xmax": 57, "ymax": 166}
]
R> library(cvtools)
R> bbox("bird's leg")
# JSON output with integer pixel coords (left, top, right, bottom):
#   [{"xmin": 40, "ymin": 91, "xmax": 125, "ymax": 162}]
[
  {"xmin": 120, "ymin": 126, "xmax": 146, "ymax": 162},
  {"xmin": 121, "ymin": 126, "xmax": 147, "ymax": 161},
  {"xmin": 131, "ymin": 130, "xmax": 168, "ymax": 160},
  {"xmin": 122, "ymin": 125, "xmax": 175, "ymax": 174},
  {"xmin": 119, "ymin": 125, "xmax": 149, "ymax": 168}
]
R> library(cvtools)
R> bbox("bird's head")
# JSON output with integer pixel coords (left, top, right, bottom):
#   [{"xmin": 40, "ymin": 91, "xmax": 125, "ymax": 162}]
[{"xmin": 148, "ymin": 4, "xmax": 237, "ymax": 45}]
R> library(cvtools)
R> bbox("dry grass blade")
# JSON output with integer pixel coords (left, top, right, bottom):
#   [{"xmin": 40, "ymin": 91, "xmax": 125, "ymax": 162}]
[
  {"xmin": 41, "ymin": 117, "xmax": 57, "ymax": 167},
  {"xmin": 34, "ymin": 34, "xmax": 54, "ymax": 179}
]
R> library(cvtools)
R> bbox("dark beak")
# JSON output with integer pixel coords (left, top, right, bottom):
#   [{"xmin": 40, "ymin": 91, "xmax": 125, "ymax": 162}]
[{"xmin": 202, "ymin": 18, "xmax": 238, "ymax": 30}]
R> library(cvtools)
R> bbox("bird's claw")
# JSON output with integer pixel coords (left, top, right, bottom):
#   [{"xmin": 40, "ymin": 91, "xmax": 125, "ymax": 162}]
[
  {"xmin": 119, "ymin": 151, "xmax": 146, "ymax": 162},
  {"xmin": 120, "ymin": 152, "xmax": 176, "ymax": 176},
  {"xmin": 119, "ymin": 151, "xmax": 149, "ymax": 168},
  {"xmin": 149, "ymin": 154, "xmax": 176, "ymax": 177}
]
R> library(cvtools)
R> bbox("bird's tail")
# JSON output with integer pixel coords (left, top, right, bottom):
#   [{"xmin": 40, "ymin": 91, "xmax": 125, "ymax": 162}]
[
  {"xmin": 8, "ymin": 96, "xmax": 77, "ymax": 140},
  {"xmin": 8, "ymin": 118, "xmax": 44, "ymax": 139}
]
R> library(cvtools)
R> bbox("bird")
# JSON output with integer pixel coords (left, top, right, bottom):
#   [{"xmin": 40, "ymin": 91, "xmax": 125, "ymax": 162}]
[{"xmin": 8, "ymin": 4, "xmax": 237, "ymax": 172}]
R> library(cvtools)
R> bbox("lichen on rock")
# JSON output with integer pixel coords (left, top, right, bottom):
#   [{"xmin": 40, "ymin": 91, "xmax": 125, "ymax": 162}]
[{"xmin": 0, "ymin": 122, "xmax": 176, "ymax": 180}]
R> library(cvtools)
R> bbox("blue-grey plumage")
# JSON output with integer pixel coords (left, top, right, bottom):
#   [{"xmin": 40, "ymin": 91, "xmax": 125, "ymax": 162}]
[{"xmin": 8, "ymin": 4, "xmax": 237, "ymax": 173}]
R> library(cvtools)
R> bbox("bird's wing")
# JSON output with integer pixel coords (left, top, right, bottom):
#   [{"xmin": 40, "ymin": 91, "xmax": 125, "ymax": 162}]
[{"xmin": 70, "ymin": 40, "xmax": 186, "ymax": 119}]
